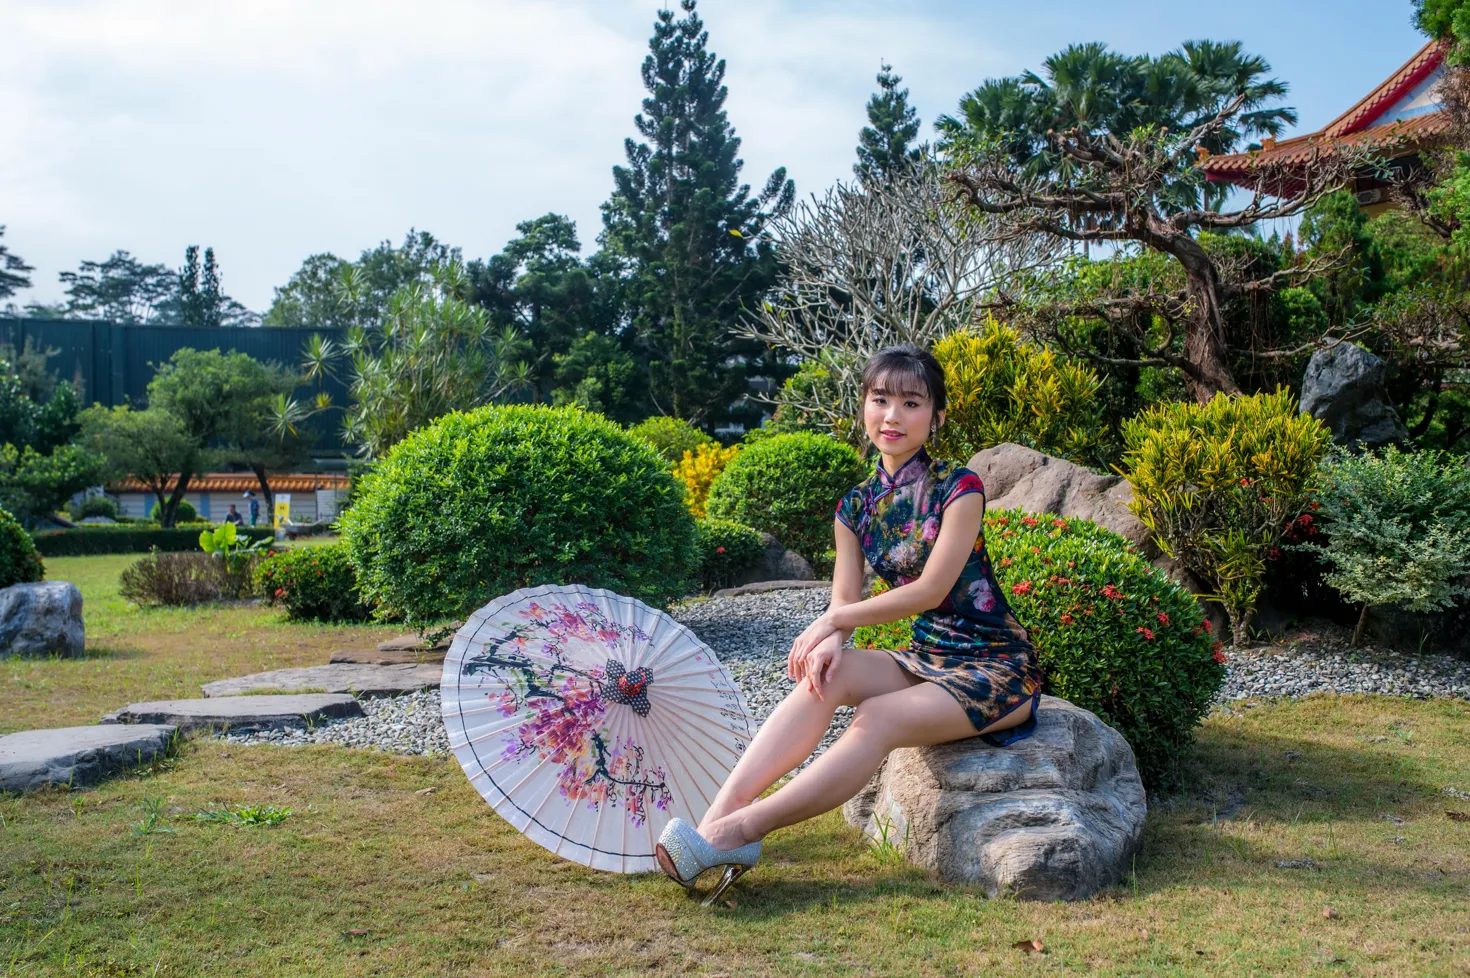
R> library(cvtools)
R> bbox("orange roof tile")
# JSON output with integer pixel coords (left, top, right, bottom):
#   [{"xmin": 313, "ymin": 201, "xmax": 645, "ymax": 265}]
[
  {"xmin": 105, "ymin": 472, "xmax": 349, "ymax": 494},
  {"xmin": 1202, "ymin": 40, "xmax": 1449, "ymax": 187}
]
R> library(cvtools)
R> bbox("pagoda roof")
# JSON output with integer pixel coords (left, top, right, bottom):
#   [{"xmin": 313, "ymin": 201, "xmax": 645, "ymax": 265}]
[{"xmin": 1202, "ymin": 39, "xmax": 1449, "ymax": 189}]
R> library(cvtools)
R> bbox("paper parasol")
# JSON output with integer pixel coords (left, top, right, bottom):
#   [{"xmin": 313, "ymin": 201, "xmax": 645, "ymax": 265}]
[{"xmin": 441, "ymin": 583, "xmax": 756, "ymax": 873}]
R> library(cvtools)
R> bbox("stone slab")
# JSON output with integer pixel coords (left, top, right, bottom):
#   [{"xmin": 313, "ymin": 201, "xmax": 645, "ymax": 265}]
[
  {"xmin": 1, "ymin": 724, "xmax": 177, "ymax": 793},
  {"xmin": 329, "ymin": 648, "xmax": 447, "ymax": 666},
  {"xmin": 104, "ymin": 694, "xmax": 361, "ymax": 733},
  {"xmin": 377, "ymin": 627, "xmax": 458, "ymax": 652},
  {"xmin": 200, "ymin": 663, "xmax": 442, "ymax": 698},
  {"xmin": 712, "ymin": 579, "xmax": 833, "ymax": 598}
]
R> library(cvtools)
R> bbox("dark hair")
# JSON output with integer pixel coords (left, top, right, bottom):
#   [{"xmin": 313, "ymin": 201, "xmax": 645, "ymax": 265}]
[{"xmin": 860, "ymin": 343, "xmax": 947, "ymax": 421}]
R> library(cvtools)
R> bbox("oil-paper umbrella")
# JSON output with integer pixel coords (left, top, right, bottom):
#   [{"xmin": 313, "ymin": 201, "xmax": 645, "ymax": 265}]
[{"xmin": 441, "ymin": 583, "xmax": 756, "ymax": 874}]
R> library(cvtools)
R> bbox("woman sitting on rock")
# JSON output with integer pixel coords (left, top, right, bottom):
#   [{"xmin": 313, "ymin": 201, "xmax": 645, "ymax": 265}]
[{"xmin": 657, "ymin": 342, "xmax": 1043, "ymax": 900}]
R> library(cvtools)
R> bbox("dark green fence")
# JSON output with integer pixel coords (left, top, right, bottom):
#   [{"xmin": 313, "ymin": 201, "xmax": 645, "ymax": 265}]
[{"xmin": 0, "ymin": 318, "xmax": 351, "ymax": 453}]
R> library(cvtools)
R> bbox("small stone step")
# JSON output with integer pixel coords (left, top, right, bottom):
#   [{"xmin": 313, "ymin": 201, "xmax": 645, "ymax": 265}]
[
  {"xmin": 200, "ymin": 663, "xmax": 442, "ymax": 699},
  {"xmin": 329, "ymin": 648, "xmax": 446, "ymax": 666},
  {"xmin": 103, "ymin": 694, "xmax": 361, "ymax": 733},
  {"xmin": 376, "ymin": 625, "xmax": 460, "ymax": 653},
  {"xmin": 1, "ymin": 724, "xmax": 177, "ymax": 793}
]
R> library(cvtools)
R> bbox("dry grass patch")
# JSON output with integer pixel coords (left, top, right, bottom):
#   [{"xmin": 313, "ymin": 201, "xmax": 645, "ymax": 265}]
[{"xmin": 0, "ymin": 696, "xmax": 1466, "ymax": 976}]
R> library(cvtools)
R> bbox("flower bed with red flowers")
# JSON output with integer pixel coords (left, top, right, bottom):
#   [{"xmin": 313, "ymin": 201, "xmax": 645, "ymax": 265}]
[
  {"xmin": 255, "ymin": 542, "xmax": 375, "ymax": 623},
  {"xmin": 854, "ymin": 508, "xmax": 1225, "ymax": 788}
]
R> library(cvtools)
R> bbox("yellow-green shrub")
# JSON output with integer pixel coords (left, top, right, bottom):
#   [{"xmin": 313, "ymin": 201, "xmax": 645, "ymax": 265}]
[
  {"xmin": 932, "ymin": 319, "xmax": 1102, "ymax": 465},
  {"xmin": 627, "ymin": 416, "xmax": 716, "ymax": 464},
  {"xmin": 1122, "ymin": 389, "xmax": 1331, "ymax": 646},
  {"xmin": 674, "ymin": 443, "xmax": 741, "ymax": 518}
]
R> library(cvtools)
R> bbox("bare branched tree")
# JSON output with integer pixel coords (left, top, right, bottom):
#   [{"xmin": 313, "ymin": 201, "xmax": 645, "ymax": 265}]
[
  {"xmin": 738, "ymin": 159, "xmax": 1061, "ymax": 436},
  {"xmin": 948, "ymin": 100, "xmax": 1366, "ymax": 402}
]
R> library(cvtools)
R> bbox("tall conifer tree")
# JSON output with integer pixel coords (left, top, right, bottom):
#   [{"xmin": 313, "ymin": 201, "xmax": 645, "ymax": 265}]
[
  {"xmin": 854, "ymin": 63, "xmax": 924, "ymax": 187},
  {"xmin": 600, "ymin": 0, "xmax": 794, "ymax": 427}
]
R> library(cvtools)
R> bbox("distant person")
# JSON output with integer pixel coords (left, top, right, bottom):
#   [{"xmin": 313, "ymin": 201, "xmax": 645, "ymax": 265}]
[
  {"xmin": 223, "ymin": 504, "xmax": 244, "ymax": 526},
  {"xmin": 244, "ymin": 491, "xmax": 260, "ymax": 526}
]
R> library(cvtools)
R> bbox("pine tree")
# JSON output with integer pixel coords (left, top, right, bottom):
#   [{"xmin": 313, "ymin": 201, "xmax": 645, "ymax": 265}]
[
  {"xmin": 599, "ymin": 0, "xmax": 794, "ymax": 427},
  {"xmin": 177, "ymin": 245, "xmax": 203, "ymax": 326},
  {"xmin": 854, "ymin": 63, "xmax": 924, "ymax": 187},
  {"xmin": 200, "ymin": 247, "xmax": 223, "ymax": 328},
  {"xmin": 0, "ymin": 226, "xmax": 33, "ymax": 301}
]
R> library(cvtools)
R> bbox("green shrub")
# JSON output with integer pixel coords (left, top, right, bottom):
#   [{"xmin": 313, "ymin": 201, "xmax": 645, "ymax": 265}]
[
  {"xmin": 150, "ymin": 499, "xmax": 197, "ymax": 523},
  {"xmin": 932, "ymin": 320, "xmax": 1103, "ymax": 465},
  {"xmin": 693, "ymin": 518, "xmax": 765, "ymax": 591},
  {"xmin": 31, "ymin": 525, "xmax": 274, "ymax": 557},
  {"xmin": 1123, "ymin": 389, "xmax": 1332, "ymax": 646},
  {"xmin": 706, "ymin": 432, "xmax": 865, "ymax": 567},
  {"xmin": 0, "ymin": 505, "xmax": 44, "ymax": 588},
  {"xmin": 853, "ymin": 509, "xmax": 1224, "ymax": 789},
  {"xmin": 71, "ymin": 495, "xmax": 119, "ymax": 520},
  {"xmin": 119, "ymin": 551, "xmax": 237, "ymax": 606},
  {"xmin": 627, "ymin": 416, "xmax": 716, "ymax": 464},
  {"xmin": 340, "ymin": 405, "xmax": 697, "ymax": 629},
  {"xmin": 256, "ymin": 543, "xmax": 373, "ymax": 622},
  {"xmin": 1309, "ymin": 445, "xmax": 1470, "ymax": 644}
]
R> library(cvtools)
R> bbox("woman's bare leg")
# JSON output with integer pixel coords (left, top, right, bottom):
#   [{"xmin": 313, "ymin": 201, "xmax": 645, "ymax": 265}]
[
  {"xmin": 697, "ymin": 649, "xmax": 917, "ymax": 831},
  {"xmin": 700, "ymin": 684, "xmax": 1035, "ymax": 850}
]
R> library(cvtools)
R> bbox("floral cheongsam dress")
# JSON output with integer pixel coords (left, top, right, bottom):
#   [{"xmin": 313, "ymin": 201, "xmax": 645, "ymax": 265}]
[{"xmin": 835, "ymin": 448, "xmax": 1043, "ymax": 745}]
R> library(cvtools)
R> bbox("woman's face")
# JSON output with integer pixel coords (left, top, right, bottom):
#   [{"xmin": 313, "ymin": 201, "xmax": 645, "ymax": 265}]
[{"xmin": 863, "ymin": 376, "xmax": 943, "ymax": 459}]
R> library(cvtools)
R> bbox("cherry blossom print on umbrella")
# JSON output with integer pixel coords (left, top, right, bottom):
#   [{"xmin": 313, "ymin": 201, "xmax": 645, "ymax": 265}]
[{"xmin": 441, "ymin": 584, "xmax": 756, "ymax": 874}]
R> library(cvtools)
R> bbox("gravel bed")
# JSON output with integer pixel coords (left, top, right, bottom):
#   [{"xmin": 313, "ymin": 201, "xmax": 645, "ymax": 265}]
[{"xmin": 213, "ymin": 587, "xmax": 1469, "ymax": 757}]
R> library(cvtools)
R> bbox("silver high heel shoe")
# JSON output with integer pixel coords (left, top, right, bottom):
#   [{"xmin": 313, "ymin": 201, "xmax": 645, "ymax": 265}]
[{"xmin": 655, "ymin": 817, "xmax": 762, "ymax": 906}]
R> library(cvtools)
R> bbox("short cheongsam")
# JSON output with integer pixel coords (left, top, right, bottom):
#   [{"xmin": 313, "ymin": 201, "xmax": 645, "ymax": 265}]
[{"xmin": 835, "ymin": 447, "xmax": 1043, "ymax": 744}]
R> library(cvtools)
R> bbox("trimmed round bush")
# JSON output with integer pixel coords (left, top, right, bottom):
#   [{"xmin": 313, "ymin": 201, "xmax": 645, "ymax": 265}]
[
  {"xmin": 705, "ymin": 432, "xmax": 865, "ymax": 565},
  {"xmin": 853, "ymin": 509, "xmax": 1224, "ymax": 788},
  {"xmin": 150, "ymin": 499, "xmax": 197, "ymax": 523},
  {"xmin": 72, "ymin": 495, "xmax": 119, "ymax": 520},
  {"xmin": 340, "ymin": 405, "xmax": 697, "ymax": 628},
  {"xmin": 0, "ymin": 505, "xmax": 43, "ymax": 588},
  {"xmin": 693, "ymin": 518, "xmax": 764, "ymax": 592},
  {"xmin": 627, "ymin": 416, "xmax": 716, "ymax": 464},
  {"xmin": 256, "ymin": 543, "xmax": 373, "ymax": 622}
]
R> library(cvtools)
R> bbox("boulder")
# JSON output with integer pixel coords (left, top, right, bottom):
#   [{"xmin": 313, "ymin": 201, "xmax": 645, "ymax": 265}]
[
  {"xmin": 0, "ymin": 581, "xmax": 85, "ymax": 659},
  {"xmin": 1299, "ymin": 341, "xmax": 1407, "ymax": 450},
  {"xmin": 843, "ymin": 696, "xmax": 1147, "ymax": 901},
  {"xmin": 377, "ymin": 626, "xmax": 460, "ymax": 653},
  {"xmin": 965, "ymin": 444, "xmax": 1152, "ymax": 555},
  {"xmin": 200, "ymin": 662, "xmax": 442, "ymax": 698},
  {"xmin": 102, "ymin": 693, "xmax": 361, "ymax": 733},
  {"xmin": 1, "ymin": 724, "xmax": 176, "ymax": 793},
  {"xmin": 727, "ymin": 533, "xmax": 815, "ymax": 588}
]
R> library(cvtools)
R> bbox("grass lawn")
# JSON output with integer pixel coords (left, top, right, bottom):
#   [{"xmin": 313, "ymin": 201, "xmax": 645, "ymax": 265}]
[
  {"xmin": 0, "ymin": 553, "xmax": 401, "ymax": 735},
  {"xmin": 2, "ymin": 557, "xmax": 1468, "ymax": 975}
]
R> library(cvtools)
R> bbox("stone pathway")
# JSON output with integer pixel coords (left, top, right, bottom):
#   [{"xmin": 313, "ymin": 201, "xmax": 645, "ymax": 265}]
[
  {"xmin": 101, "ymin": 693, "xmax": 361, "ymax": 733},
  {"xmin": 200, "ymin": 662, "xmax": 442, "ymax": 698},
  {"xmin": 0, "ymin": 724, "xmax": 176, "ymax": 792}
]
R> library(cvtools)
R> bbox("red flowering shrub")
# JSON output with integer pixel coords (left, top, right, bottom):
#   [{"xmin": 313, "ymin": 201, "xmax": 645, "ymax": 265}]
[
  {"xmin": 255, "ymin": 543, "xmax": 374, "ymax": 622},
  {"xmin": 692, "ymin": 518, "xmax": 764, "ymax": 592},
  {"xmin": 854, "ymin": 508, "xmax": 1224, "ymax": 788}
]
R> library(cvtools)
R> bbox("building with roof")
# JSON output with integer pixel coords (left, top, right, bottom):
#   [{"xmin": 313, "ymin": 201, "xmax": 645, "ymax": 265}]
[
  {"xmin": 103, "ymin": 472, "xmax": 350, "ymax": 524},
  {"xmin": 1202, "ymin": 40, "xmax": 1450, "ymax": 214}
]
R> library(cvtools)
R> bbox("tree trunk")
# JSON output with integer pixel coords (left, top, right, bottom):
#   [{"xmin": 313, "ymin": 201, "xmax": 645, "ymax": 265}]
[
  {"xmin": 1161, "ymin": 231, "xmax": 1242, "ymax": 404},
  {"xmin": 162, "ymin": 472, "xmax": 193, "ymax": 528},
  {"xmin": 249, "ymin": 463, "xmax": 274, "ymax": 522},
  {"xmin": 1352, "ymin": 603, "xmax": 1370, "ymax": 648}
]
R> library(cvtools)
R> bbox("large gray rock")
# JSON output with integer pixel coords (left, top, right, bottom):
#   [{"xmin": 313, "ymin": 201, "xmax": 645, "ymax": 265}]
[
  {"xmin": 377, "ymin": 627, "xmax": 459, "ymax": 653},
  {"xmin": 330, "ymin": 648, "xmax": 446, "ymax": 666},
  {"xmin": 727, "ymin": 532, "xmax": 815, "ymax": 588},
  {"xmin": 0, "ymin": 724, "xmax": 176, "ymax": 793},
  {"xmin": 0, "ymin": 581, "xmax": 84, "ymax": 659},
  {"xmin": 965, "ymin": 444, "xmax": 1152, "ymax": 554},
  {"xmin": 843, "ymin": 696, "xmax": 1147, "ymax": 901},
  {"xmin": 200, "ymin": 662, "xmax": 441, "ymax": 698},
  {"xmin": 102, "ymin": 693, "xmax": 361, "ymax": 733},
  {"xmin": 1300, "ymin": 341, "xmax": 1407, "ymax": 449}
]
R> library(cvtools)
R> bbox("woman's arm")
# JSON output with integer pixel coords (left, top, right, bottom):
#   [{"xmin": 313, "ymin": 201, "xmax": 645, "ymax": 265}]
[
  {"xmin": 788, "ymin": 518, "xmax": 865, "ymax": 682},
  {"xmin": 790, "ymin": 493, "xmax": 985, "ymax": 661}
]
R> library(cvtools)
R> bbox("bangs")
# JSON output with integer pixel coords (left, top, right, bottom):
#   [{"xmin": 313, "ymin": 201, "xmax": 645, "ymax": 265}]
[{"xmin": 864, "ymin": 363, "xmax": 931, "ymax": 402}]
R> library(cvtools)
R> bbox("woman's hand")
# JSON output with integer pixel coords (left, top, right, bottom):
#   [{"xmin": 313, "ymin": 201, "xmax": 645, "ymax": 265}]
[
  {"xmin": 787, "ymin": 613, "xmax": 839, "ymax": 679},
  {"xmin": 797, "ymin": 632, "xmax": 844, "ymax": 701}
]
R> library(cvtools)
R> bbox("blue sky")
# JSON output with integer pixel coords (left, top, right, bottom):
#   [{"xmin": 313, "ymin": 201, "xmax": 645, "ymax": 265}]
[{"xmin": 0, "ymin": 0, "xmax": 1429, "ymax": 313}]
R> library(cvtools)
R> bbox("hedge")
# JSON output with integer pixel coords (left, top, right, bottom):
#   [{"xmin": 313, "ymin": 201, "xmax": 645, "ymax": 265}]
[{"xmin": 31, "ymin": 524, "xmax": 276, "ymax": 557}]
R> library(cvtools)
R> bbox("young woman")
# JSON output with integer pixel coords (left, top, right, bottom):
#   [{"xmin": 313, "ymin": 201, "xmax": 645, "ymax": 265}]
[{"xmin": 656, "ymin": 343, "xmax": 1043, "ymax": 901}]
